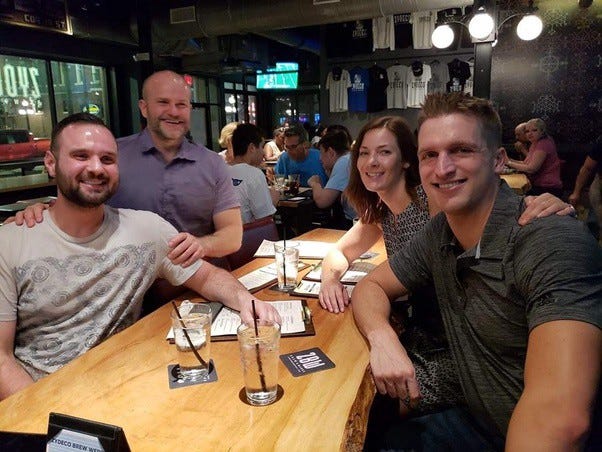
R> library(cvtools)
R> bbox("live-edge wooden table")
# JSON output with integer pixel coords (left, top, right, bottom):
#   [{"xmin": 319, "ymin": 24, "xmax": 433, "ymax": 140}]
[{"xmin": 0, "ymin": 228, "xmax": 386, "ymax": 451}]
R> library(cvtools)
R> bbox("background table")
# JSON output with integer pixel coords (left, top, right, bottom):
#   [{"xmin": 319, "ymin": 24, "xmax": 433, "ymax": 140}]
[
  {"xmin": 501, "ymin": 173, "xmax": 531, "ymax": 195},
  {"xmin": 0, "ymin": 228, "xmax": 386, "ymax": 451}
]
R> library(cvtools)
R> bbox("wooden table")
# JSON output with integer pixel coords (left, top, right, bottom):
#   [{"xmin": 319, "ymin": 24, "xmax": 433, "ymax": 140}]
[
  {"xmin": 0, "ymin": 228, "xmax": 386, "ymax": 451},
  {"xmin": 501, "ymin": 173, "xmax": 531, "ymax": 195}
]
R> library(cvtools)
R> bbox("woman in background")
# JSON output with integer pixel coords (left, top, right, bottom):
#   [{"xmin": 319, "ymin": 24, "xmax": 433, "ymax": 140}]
[
  {"xmin": 218, "ymin": 122, "xmax": 239, "ymax": 164},
  {"xmin": 507, "ymin": 118, "xmax": 563, "ymax": 197}
]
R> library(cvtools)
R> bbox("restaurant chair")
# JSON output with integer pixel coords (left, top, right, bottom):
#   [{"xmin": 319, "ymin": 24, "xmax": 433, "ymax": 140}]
[{"xmin": 226, "ymin": 216, "xmax": 279, "ymax": 270}]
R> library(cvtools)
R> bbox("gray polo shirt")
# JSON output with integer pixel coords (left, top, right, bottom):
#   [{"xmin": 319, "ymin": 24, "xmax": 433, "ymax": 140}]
[{"xmin": 389, "ymin": 181, "xmax": 602, "ymax": 436}]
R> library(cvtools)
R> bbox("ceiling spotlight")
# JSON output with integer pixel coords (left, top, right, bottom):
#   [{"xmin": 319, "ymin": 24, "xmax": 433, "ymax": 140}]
[
  {"xmin": 432, "ymin": 25, "xmax": 455, "ymax": 49},
  {"xmin": 468, "ymin": 7, "xmax": 495, "ymax": 40},
  {"xmin": 516, "ymin": 14, "xmax": 543, "ymax": 40}
]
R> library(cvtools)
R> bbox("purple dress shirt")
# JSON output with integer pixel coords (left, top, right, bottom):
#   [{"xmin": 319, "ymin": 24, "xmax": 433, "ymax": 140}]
[{"xmin": 110, "ymin": 129, "xmax": 240, "ymax": 237}]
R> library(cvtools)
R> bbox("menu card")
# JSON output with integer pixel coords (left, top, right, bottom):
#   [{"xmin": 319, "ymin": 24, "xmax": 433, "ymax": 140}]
[
  {"xmin": 291, "ymin": 280, "xmax": 354, "ymax": 299},
  {"xmin": 238, "ymin": 262, "xmax": 308, "ymax": 293},
  {"xmin": 211, "ymin": 300, "xmax": 306, "ymax": 336},
  {"xmin": 304, "ymin": 261, "xmax": 376, "ymax": 283},
  {"xmin": 254, "ymin": 240, "xmax": 333, "ymax": 259}
]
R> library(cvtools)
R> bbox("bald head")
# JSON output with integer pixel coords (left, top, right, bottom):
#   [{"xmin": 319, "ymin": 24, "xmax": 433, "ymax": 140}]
[
  {"xmin": 138, "ymin": 70, "xmax": 192, "ymax": 151},
  {"xmin": 141, "ymin": 70, "xmax": 190, "ymax": 101}
]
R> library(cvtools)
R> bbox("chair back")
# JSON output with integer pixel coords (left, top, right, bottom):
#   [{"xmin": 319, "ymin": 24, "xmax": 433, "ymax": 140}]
[{"xmin": 226, "ymin": 216, "xmax": 279, "ymax": 270}]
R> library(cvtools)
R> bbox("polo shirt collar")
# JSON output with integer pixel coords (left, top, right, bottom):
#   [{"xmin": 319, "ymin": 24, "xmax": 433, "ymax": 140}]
[
  {"xmin": 139, "ymin": 128, "xmax": 201, "ymax": 162},
  {"xmin": 438, "ymin": 179, "xmax": 522, "ymax": 260}
]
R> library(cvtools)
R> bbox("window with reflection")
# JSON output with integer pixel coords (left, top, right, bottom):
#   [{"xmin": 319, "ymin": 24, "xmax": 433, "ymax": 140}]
[
  {"xmin": 51, "ymin": 61, "xmax": 109, "ymax": 125},
  {"xmin": 0, "ymin": 55, "xmax": 52, "ymax": 139}
]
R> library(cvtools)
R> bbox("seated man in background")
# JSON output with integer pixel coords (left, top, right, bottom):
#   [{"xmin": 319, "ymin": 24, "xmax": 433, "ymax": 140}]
[
  {"xmin": 307, "ymin": 128, "xmax": 356, "ymax": 229},
  {"xmin": 229, "ymin": 123, "xmax": 278, "ymax": 224},
  {"xmin": 0, "ymin": 113, "xmax": 280, "ymax": 400},
  {"xmin": 274, "ymin": 123, "xmax": 327, "ymax": 187},
  {"xmin": 353, "ymin": 93, "xmax": 601, "ymax": 450}
]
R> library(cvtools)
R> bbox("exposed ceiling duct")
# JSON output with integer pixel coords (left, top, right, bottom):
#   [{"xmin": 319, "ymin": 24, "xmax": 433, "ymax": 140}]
[{"xmin": 153, "ymin": 0, "xmax": 474, "ymax": 41}]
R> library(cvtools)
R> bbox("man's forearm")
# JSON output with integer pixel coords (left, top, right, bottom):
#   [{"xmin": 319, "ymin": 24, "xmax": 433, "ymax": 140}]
[
  {"xmin": 199, "ymin": 224, "xmax": 243, "ymax": 257},
  {"xmin": 352, "ymin": 279, "xmax": 395, "ymax": 342},
  {"xmin": 0, "ymin": 357, "xmax": 35, "ymax": 400},
  {"xmin": 190, "ymin": 265, "xmax": 251, "ymax": 312}
]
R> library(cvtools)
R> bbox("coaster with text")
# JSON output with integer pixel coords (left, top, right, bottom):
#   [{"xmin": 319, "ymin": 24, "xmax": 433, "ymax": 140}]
[
  {"xmin": 280, "ymin": 347, "xmax": 335, "ymax": 377},
  {"xmin": 168, "ymin": 360, "xmax": 217, "ymax": 389}
]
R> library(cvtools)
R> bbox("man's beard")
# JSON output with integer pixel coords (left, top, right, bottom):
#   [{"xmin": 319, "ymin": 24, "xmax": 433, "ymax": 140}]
[{"xmin": 55, "ymin": 169, "xmax": 118, "ymax": 208}]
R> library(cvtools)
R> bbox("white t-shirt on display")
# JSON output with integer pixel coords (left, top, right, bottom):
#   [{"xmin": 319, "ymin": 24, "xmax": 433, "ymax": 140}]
[
  {"xmin": 326, "ymin": 68, "xmax": 352, "ymax": 112},
  {"xmin": 407, "ymin": 64, "xmax": 432, "ymax": 108},
  {"xmin": 373, "ymin": 15, "xmax": 395, "ymax": 51},
  {"xmin": 410, "ymin": 10, "xmax": 436, "ymax": 49},
  {"xmin": 386, "ymin": 64, "xmax": 410, "ymax": 109}
]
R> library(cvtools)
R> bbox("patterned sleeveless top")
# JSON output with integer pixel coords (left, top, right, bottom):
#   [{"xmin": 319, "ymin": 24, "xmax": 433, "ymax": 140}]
[{"xmin": 381, "ymin": 185, "xmax": 430, "ymax": 257}]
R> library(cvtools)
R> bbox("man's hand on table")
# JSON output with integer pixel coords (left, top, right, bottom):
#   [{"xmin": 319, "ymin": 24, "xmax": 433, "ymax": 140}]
[{"xmin": 239, "ymin": 299, "xmax": 282, "ymax": 326}]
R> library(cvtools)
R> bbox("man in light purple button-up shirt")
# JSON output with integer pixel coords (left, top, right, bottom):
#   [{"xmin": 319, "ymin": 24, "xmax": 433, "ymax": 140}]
[{"xmin": 110, "ymin": 71, "xmax": 241, "ymax": 267}]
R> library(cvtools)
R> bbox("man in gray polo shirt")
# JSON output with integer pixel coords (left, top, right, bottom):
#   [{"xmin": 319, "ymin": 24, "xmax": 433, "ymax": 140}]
[{"xmin": 354, "ymin": 93, "xmax": 601, "ymax": 450}]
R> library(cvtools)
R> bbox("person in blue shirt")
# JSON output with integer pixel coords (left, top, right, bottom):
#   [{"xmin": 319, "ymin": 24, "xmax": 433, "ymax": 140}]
[
  {"xmin": 308, "ymin": 128, "xmax": 356, "ymax": 229},
  {"xmin": 274, "ymin": 124, "xmax": 327, "ymax": 187}
]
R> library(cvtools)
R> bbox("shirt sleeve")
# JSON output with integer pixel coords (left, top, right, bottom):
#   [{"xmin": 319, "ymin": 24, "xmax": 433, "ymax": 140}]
[
  {"xmin": 0, "ymin": 226, "xmax": 18, "ymax": 321},
  {"xmin": 152, "ymin": 214, "xmax": 203, "ymax": 286},
  {"xmin": 212, "ymin": 156, "xmax": 241, "ymax": 214},
  {"xmin": 513, "ymin": 217, "xmax": 602, "ymax": 331}
]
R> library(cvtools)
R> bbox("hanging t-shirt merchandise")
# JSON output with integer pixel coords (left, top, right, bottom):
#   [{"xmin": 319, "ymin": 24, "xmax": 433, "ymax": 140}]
[
  {"xmin": 410, "ymin": 10, "xmax": 436, "ymax": 49},
  {"xmin": 367, "ymin": 64, "xmax": 388, "ymax": 112},
  {"xmin": 372, "ymin": 15, "xmax": 395, "ymax": 51},
  {"xmin": 407, "ymin": 61, "xmax": 432, "ymax": 108},
  {"xmin": 387, "ymin": 64, "xmax": 410, "ymax": 109},
  {"xmin": 447, "ymin": 58, "xmax": 471, "ymax": 93},
  {"xmin": 428, "ymin": 60, "xmax": 449, "ymax": 94},
  {"xmin": 348, "ymin": 66, "xmax": 369, "ymax": 112},
  {"xmin": 463, "ymin": 59, "xmax": 474, "ymax": 95},
  {"xmin": 326, "ymin": 67, "xmax": 351, "ymax": 113}
]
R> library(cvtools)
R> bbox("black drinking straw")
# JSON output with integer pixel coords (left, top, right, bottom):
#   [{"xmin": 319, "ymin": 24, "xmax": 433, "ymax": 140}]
[
  {"xmin": 171, "ymin": 301, "xmax": 208, "ymax": 367},
  {"xmin": 251, "ymin": 300, "xmax": 268, "ymax": 392},
  {"xmin": 282, "ymin": 229, "xmax": 287, "ymax": 287}
]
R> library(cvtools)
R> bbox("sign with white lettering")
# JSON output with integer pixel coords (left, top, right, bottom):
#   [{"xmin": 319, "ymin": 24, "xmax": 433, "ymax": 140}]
[
  {"xmin": 0, "ymin": 0, "xmax": 72, "ymax": 34},
  {"xmin": 280, "ymin": 347, "xmax": 335, "ymax": 377},
  {"xmin": 47, "ymin": 413, "xmax": 130, "ymax": 452}
]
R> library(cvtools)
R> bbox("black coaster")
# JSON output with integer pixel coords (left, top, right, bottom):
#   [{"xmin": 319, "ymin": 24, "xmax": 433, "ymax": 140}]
[
  {"xmin": 238, "ymin": 385, "xmax": 284, "ymax": 406},
  {"xmin": 280, "ymin": 347, "xmax": 335, "ymax": 377},
  {"xmin": 168, "ymin": 360, "xmax": 217, "ymax": 389}
]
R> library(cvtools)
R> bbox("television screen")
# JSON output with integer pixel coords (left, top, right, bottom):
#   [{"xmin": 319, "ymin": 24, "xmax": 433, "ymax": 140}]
[{"xmin": 256, "ymin": 62, "xmax": 298, "ymax": 89}]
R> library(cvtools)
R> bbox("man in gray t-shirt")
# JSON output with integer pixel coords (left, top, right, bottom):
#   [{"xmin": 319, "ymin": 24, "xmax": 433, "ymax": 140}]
[
  {"xmin": 354, "ymin": 93, "xmax": 601, "ymax": 450},
  {"xmin": 0, "ymin": 113, "xmax": 280, "ymax": 401}
]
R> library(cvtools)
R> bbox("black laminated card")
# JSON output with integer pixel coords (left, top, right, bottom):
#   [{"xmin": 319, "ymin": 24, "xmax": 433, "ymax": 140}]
[
  {"xmin": 47, "ymin": 412, "xmax": 130, "ymax": 452},
  {"xmin": 280, "ymin": 347, "xmax": 335, "ymax": 377}
]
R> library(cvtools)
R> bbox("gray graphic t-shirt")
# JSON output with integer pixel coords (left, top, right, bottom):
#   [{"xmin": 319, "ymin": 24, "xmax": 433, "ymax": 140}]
[{"xmin": 0, "ymin": 206, "xmax": 200, "ymax": 380}]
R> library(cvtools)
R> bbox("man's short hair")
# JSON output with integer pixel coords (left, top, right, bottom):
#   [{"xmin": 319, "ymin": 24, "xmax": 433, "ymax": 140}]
[
  {"xmin": 50, "ymin": 113, "xmax": 109, "ymax": 155},
  {"xmin": 324, "ymin": 124, "xmax": 353, "ymax": 148},
  {"xmin": 318, "ymin": 130, "xmax": 350, "ymax": 155},
  {"xmin": 283, "ymin": 124, "xmax": 308, "ymax": 143},
  {"xmin": 418, "ymin": 92, "xmax": 502, "ymax": 150},
  {"xmin": 232, "ymin": 123, "xmax": 263, "ymax": 157}
]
